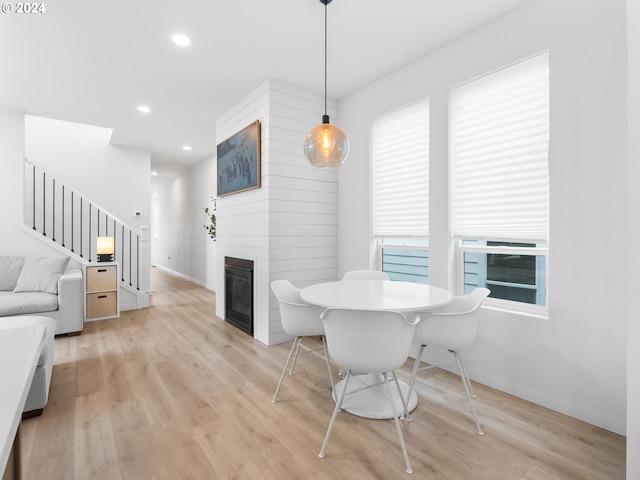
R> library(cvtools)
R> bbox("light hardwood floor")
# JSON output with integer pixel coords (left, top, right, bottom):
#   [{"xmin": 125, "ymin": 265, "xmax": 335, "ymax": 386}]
[{"xmin": 20, "ymin": 267, "xmax": 625, "ymax": 479}]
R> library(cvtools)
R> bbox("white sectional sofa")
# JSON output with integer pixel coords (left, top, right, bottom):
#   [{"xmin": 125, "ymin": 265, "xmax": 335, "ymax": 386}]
[
  {"xmin": 0, "ymin": 315, "xmax": 56, "ymax": 416},
  {"xmin": 0, "ymin": 255, "xmax": 84, "ymax": 336}
]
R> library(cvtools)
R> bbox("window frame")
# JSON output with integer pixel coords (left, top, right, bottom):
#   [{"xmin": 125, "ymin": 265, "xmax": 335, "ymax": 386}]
[
  {"xmin": 456, "ymin": 240, "xmax": 549, "ymax": 318},
  {"xmin": 450, "ymin": 52, "xmax": 550, "ymax": 317},
  {"xmin": 377, "ymin": 238, "xmax": 430, "ymax": 283}
]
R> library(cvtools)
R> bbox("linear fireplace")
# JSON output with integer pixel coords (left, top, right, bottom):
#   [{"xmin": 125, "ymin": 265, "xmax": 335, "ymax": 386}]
[{"xmin": 224, "ymin": 257, "xmax": 254, "ymax": 335}]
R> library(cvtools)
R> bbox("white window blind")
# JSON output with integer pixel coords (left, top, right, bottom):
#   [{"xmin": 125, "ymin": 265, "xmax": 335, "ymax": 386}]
[
  {"xmin": 451, "ymin": 52, "xmax": 549, "ymax": 242},
  {"xmin": 372, "ymin": 99, "xmax": 429, "ymax": 237}
]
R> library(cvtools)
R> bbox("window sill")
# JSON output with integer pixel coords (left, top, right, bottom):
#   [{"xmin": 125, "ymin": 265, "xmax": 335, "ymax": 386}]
[{"xmin": 482, "ymin": 300, "xmax": 549, "ymax": 320}]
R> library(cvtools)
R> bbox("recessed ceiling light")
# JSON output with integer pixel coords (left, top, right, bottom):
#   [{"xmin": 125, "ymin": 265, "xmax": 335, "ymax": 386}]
[
  {"xmin": 172, "ymin": 34, "xmax": 191, "ymax": 47},
  {"xmin": 151, "ymin": 171, "xmax": 158, "ymax": 176},
  {"xmin": 137, "ymin": 105, "xmax": 151, "ymax": 113},
  {"xmin": 182, "ymin": 145, "xmax": 192, "ymax": 151}
]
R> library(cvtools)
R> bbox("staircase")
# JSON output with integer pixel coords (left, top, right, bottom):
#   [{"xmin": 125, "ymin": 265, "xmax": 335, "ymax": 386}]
[{"xmin": 23, "ymin": 159, "xmax": 148, "ymax": 307}]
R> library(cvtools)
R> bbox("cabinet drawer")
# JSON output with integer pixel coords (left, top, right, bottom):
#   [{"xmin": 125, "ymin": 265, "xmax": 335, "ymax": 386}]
[
  {"xmin": 86, "ymin": 292, "xmax": 117, "ymax": 319},
  {"xmin": 86, "ymin": 265, "xmax": 117, "ymax": 292}
]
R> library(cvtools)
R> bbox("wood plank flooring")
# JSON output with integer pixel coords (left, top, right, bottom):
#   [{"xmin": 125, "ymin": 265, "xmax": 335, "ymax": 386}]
[{"xmin": 20, "ymin": 267, "xmax": 626, "ymax": 479}]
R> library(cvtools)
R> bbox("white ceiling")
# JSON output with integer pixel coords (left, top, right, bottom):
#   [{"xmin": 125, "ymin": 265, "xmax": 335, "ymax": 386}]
[{"xmin": 0, "ymin": 0, "xmax": 530, "ymax": 178}]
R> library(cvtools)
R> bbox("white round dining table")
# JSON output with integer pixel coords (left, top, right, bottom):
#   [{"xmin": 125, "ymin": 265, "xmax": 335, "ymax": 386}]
[
  {"xmin": 300, "ymin": 280, "xmax": 453, "ymax": 420},
  {"xmin": 300, "ymin": 279, "xmax": 452, "ymax": 312}
]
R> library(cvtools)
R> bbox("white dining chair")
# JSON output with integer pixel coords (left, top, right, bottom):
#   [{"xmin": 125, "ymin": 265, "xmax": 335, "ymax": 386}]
[
  {"xmin": 340, "ymin": 271, "xmax": 392, "ymax": 373},
  {"xmin": 318, "ymin": 308, "xmax": 418, "ymax": 474},
  {"xmin": 342, "ymin": 269, "xmax": 390, "ymax": 281},
  {"xmin": 270, "ymin": 280, "xmax": 335, "ymax": 403},
  {"xmin": 407, "ymin": 287, "xmax": 490, "ymax": 435}
]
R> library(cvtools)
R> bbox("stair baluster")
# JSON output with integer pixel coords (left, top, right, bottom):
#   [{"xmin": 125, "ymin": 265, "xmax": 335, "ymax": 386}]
[{"xmin": 23, "ymin": 160, "xmax": 142, "ymax": 292}]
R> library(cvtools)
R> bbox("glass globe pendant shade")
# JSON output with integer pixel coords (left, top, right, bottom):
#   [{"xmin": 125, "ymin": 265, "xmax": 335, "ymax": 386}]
[{"xmin": 303, "ymin": 115, "xmax": 349, "ymax": 168}]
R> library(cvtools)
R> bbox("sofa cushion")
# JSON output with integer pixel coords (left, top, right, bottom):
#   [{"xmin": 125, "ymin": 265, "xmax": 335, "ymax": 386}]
[
  {"xmin": 0, "ymin": 256, "xmax": 26, "ymax": 291},
  {"xmin": 14, "ymin": 256, "xmax": 70, "ymax": 294},
  {"xmin": 0, "ymin": 291, "xmax": 59, "ymax": 316}
]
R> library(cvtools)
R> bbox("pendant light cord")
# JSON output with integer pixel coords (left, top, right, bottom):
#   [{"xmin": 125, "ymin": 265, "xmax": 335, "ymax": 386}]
[{"xmin": 324, "ymin": 1, "xmax": 328, "ymax": 117}]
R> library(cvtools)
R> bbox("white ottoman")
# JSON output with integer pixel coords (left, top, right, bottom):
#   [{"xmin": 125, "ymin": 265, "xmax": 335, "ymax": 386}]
[{"xmin": 0, "ymin": 315, "xmax": 55, "ymax": 417}]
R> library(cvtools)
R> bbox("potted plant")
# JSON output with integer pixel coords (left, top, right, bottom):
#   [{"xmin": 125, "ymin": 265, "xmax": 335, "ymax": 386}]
[{"xmin": 204, "ymin": 196, "xmax": 216, "ymax": 241}]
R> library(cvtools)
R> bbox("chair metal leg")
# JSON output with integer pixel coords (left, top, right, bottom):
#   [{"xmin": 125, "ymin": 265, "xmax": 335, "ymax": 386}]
[
  {"xmin": 407, "ymin": 345, "xmax": 426, "ymax": 394},
  {"xmin": 383, "ymin": 372, "xmax": 413, "ymax": 474},
  {"xmin": 320, "ymin": 370, "xmax": 413, "ymax": 474},
  {"xmin": 273, "ymin": 336, "xmax": 335, "ymax": 404},
  {"xmin": 391, "ymin": 370, "xmax": 411, "ymax": 421},
  {"xmin": 453, "ymin": 349, "xmax": 476, "ymax": 398},
  {"xmin": 289, "ymin": 337, "xmax": 303, "ymax": 374},
  {"xmin": 405, "ymin": 344, "xmax": 427, "ymax": 418},
  {"xmin": 452, "ymin": 351, "xmax": 484, "ymax": 435},
  {"xmin": 272, "ymin": 337, "xmax": 301, "ymax": 403},
  {"xmin": 319, "ymin": 370, "xmax": 351, "ymax": 458},
  {"xmin": 321, "ymin": 335, "xmax": 335, "ymax": 391}
]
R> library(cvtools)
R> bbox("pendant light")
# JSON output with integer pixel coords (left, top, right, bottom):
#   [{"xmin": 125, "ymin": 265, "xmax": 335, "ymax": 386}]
[{"xmin": 303, "ymin": 0, "xmax": 349, "ymax": 168}]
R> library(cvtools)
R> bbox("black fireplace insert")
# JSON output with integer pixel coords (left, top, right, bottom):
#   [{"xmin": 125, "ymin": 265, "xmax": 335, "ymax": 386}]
[{"xmin": 224, "ymin": 257, "xmax": 254, "ymax": 335}]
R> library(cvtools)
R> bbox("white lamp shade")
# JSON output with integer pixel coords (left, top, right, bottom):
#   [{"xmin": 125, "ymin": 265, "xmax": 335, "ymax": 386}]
[
  {"xmin": 303, "ymin": 123, "xmax": 349, "ymax": 168},
  {"xmin": 96, "ymin": 236, "xmax": 115, "ymax": 255}
]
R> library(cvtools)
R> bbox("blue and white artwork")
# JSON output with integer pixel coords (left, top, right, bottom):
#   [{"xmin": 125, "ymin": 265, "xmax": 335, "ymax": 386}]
[{"xmin": 217, "ymin": 120, "xmax": 261, "ymax": 196}]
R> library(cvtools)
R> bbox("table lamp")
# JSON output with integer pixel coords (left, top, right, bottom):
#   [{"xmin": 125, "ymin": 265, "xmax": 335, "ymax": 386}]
[{"xmin": 96, "ymin": 236, "xmax": 114, "ymax": 262}]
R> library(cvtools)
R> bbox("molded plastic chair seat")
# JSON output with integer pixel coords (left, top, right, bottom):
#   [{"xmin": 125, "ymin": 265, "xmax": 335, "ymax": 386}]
[
  {"xmin": 339, "ymin": 271, "xmax": 390, "ymax": 375},
  {"xmin": 342, "ymin": 270, "xmax": 390, "ymax": 281},
  {"xmin": 407, "ymin": 287, "xmax": 490, "ymax": 435},
  {"xmin": 318, "ymin": 308, "xmax": 418, "ymax": 474},
  {"xmin": 270, "ymin": 280, "xmax": 335, "ymax": 404}
]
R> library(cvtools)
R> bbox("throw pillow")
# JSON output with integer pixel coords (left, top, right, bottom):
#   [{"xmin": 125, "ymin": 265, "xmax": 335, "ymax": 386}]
[
  {"xmin": 14, "ymin": 256, "xmax": 70, "ymax": 294},
  {"xmin": 0, "ymin": 255, "xmax": 26, "ymax": 291}
]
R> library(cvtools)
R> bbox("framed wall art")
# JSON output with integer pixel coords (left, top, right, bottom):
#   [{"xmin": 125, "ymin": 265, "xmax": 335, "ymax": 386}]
[{"xmin": 217, "ymin": 120, "xmax": 261, "ymax": 196}]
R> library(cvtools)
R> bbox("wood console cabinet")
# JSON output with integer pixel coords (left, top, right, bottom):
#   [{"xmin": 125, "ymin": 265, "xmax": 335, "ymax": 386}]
[{"xmin": 84, "ymin": 262, "xmax": 120, "ymax": 321}]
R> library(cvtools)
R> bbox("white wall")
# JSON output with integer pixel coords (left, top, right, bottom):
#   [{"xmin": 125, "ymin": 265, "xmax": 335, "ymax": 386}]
[
  {"xmin": 214, "ymin": 80, "xmax": 270, "ymax": 343},
  {"xmin": 215, "ymin": 79, "xmax": 339, "ymax": 345},
  {"xmin": 1, "ymin": 110, "xmax": 153, "ymax": 296},
  {"xmin": 24, "ymin": 115, "xmax": 152, "ymax": 305},
  {"xmin": 267, "ymin": 80, "xmax": 340, "ymax": 341},
  {"xmin": 150, "ymin": 154, "xmax": 217, "ymax": 291},
  {"xmin": 25, "ymin": 115, "xmax": 150, "ymax": 231},
  {"xmin": 189, "ymin": 155, "xmax": 218, "ymax": 290},
  {"xmin": 339, "ymin": 0, "xmax": 627, "ymax": 435},
  {"xmin": 0, "ymin": 108, "xmax": 65, "ymax": 258},
  {"xmin": 150, "ymin": 176, "xmax": 190, "ymax": 273},
  {"xmin": 627, "ymin": 0, "xmax": 639, "ymax": 476}
]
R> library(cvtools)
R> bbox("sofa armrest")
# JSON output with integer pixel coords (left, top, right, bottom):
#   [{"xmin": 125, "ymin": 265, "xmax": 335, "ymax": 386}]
[{"xmin": 56, "ymin": 269, "xmax": 84, "ymax": 335}]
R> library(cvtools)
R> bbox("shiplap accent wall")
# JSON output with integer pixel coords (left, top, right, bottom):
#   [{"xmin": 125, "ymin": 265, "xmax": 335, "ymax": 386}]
[{"xmin": 215, "ymin": 79, "xmax": 339, "ymax": 345}]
